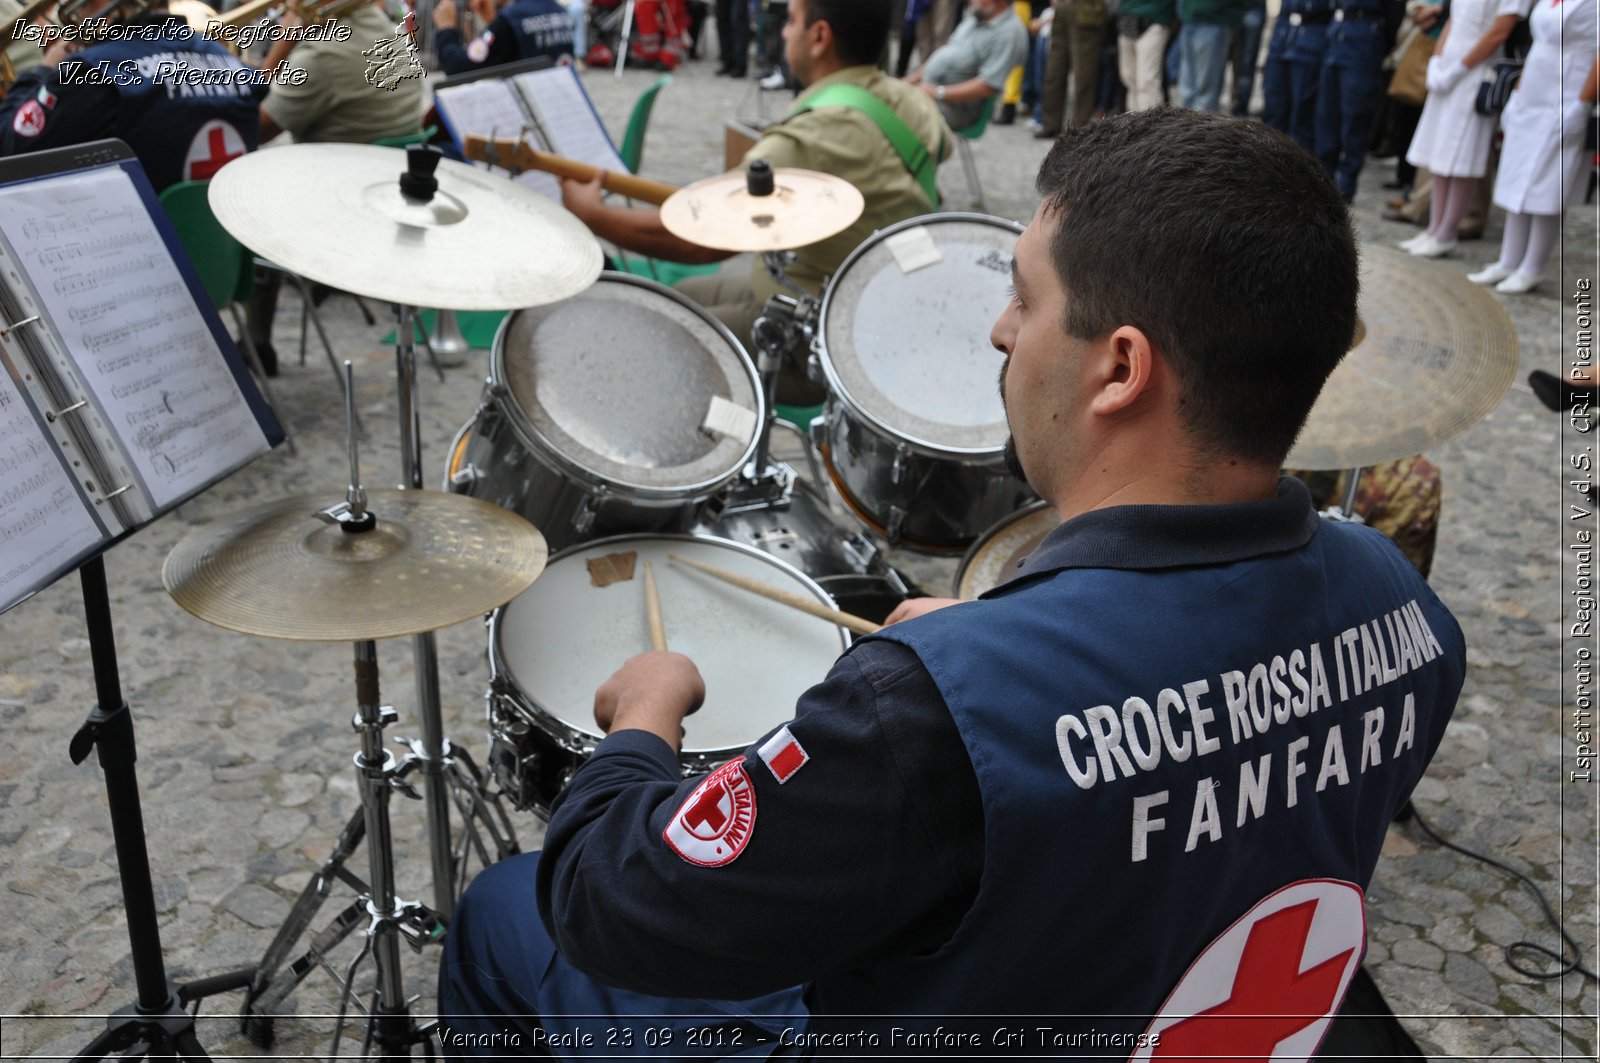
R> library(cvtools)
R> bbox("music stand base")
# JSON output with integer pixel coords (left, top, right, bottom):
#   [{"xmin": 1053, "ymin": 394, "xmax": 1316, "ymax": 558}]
[{"xmin": 72, "ymin": 992, "xmax": 211, "ymax": 1063}]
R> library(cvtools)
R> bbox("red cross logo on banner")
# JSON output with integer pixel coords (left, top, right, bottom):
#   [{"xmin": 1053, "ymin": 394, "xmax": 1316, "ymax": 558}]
[
  {"xmin": 184, "ymin": 121, "xmax": 247, "ymax": 182},
  {"xmin": 1133, "ymin": 880, "xmax": 1365, "ymax": 1063}
]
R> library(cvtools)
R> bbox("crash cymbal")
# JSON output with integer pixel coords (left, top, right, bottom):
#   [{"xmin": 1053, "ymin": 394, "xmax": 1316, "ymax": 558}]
[
  {"xmin": 163, "ymin": 490, "xmax": 547, "ymax": 641},
  {"xmin": 208, "ymin": 144, "xmax": 602, "ymax": 309},
  {"xmin": 660, "ymin": 164, "xmax": 865, "ymax": 253},
  {"xmin": 1284, "ymin": 246, "xmax": 1518, "ymax": 471}
]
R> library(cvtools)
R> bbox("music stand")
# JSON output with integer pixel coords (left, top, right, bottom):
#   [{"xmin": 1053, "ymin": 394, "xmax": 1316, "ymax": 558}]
[{"xmin": 0, "ymin": 140, "xmax": 284, "ymax": 1060}]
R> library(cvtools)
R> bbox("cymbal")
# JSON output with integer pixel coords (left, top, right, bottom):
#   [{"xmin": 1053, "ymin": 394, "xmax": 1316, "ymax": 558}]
[
  {"xmin": 163, "ymin": 490, "xmax": 548, "ymax": 641},
  {"xmin": 660, "ymin": 167, "xmax": 865, "ymax": 253},
  {"xmin": 1285, "ymin": 246, "xmax": 1518, "ymax": 470},
  {"xmin": 955, "ymin": 502, "xmax": 1059, "ymax": 600},
  {"xmin": 208, "ymin": 144, "xmax": 603, "ymax": 310}
]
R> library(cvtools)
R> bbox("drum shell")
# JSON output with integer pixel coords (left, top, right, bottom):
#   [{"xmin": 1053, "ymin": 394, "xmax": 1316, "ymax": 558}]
[
  {"xmin": 447, "ymin": 400, "xmax": 710, "ymax": 552},
  {"xmin": 445, "ymin": 274, "xmax": 763, "ymax": 553},
  {"xmin": 820, "ymin": 399, "xmax": 1036, "ymax": 550}
]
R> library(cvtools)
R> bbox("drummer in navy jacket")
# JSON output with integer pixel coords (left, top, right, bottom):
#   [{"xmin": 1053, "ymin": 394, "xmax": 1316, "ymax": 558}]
[{"xmin": 437, "ymin": 108, "xmax": 1465, "ymax": 1056}]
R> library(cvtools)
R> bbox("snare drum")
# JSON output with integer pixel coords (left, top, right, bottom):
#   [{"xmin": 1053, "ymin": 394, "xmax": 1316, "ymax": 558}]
[
  {"xmin": 815, "ymin": 214, "xmax": 1036, "ymax": 551},
  {"xmin": 487, "ymin": 534, "xmax": 850, "ymax": 815},
  {"xmin": 446, "ymin": 274, "xmax": 764, "ymax": 553},
  {"xmin": 953, "ymin": 501, "xmax": 1060, "ymax": 599}
]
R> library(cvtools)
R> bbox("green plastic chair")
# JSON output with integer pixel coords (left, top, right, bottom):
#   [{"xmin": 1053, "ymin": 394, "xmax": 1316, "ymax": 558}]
[
  {"xmin": 612, "ymin": 75, "xmax": 721, "ymax": 287},
  {"xmin": 372, "ymin": 124, "xmax": 440, "ymax": 149},
  {"xmin": 952, "ymin": 95, "xmax": 997, "ymax": 212},
  {"xmin": 158, "ymin": 180, "xmax": 295, "ymax": 451}
]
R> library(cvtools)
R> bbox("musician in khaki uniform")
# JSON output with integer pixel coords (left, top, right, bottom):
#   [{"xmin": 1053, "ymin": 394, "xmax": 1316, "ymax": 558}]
[{"xmin": 560, "ymin": 0, "xmax": 950, "ymax": 405}]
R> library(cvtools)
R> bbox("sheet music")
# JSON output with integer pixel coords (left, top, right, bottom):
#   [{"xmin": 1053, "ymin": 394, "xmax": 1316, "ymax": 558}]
[
  {"xmin": 0, "ymin": 358, "xmax": 102, "ymax": 613},
  {"xmin": 513, "ymin": 67, "xmax": 626, "ymax": 173},
  {"xmin": 436, "ymin": 79, "xmax": 562, "ymax": 199},
  {"xmin": 0, "ymin": 167, "xmax": 269, "ymax": 511}
]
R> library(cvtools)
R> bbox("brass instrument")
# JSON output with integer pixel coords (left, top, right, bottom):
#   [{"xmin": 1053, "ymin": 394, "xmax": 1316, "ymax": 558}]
[{"xmin": 208, "ymin": 0, "xmax": 371, "ymax": 29}]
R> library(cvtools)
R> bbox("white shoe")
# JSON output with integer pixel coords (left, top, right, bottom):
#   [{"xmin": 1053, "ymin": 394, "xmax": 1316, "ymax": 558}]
[
  {"xmin": 1495, "ymin": 270, "xmax": 1541, "ymax": 294},
  {"xmin": 1467, "ymin": 262, "xmax": 1515, "ymax": 285},
  {"xmin": 760, "ymin": 71, "xmax": 786, "ymax": 90},
  {"xmin": 1408, "ymin": 234, "xmax": 1458, "ymax": 258},
  {"xmin": 1398, "ymin": 233, "xmax": 1429, "ymax": 251}
]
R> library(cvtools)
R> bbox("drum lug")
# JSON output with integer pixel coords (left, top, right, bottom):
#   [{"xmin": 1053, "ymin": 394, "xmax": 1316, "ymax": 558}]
[
  {"xmin": 805, "ymin": 345, "xmax": 823, "ymax": 383},
  {"xmin": 840, "ymin": 532, "xmax": 882, "ymax": 574},
  {"xmin": 885, "ymin": 506, "xmax": 907, "ymax": 544},
  {"xmin": 449, "ymin": 463, "xmax": 480, "ymax": 488},
  {"xmin": 571, "ymin": 491, "xmax": 607, "ymax": 537},
  {"xmin": 890, "ymin": 443, "xmax": 912, "ymax": 485}
]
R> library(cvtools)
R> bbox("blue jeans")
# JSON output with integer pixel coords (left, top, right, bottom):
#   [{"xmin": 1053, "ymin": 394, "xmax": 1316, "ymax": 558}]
[
  {"xmin": 1022, "ymin": 30, "xmax": 1048, "ymax": 112},
  {"xmin": 437, "ymin": 854, "xmax": 809, "ymax": 1059},
  {"xmin": 1177, "ymin": 22, "xmax": 1232, "ymax": 112},
  {"xmin": 1260, "ymin": 20, "xmax": 1328, "ymax": 152},
  {"xmin": 1313, "ymin": 19, "xmax": 1387, "ymax": 199},
  {"xmin": 1230, "ymin": 0, "xmax": 1266, "ymax": 115}
]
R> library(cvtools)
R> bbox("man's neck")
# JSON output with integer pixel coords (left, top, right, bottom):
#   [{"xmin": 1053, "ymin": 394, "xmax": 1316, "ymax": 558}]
[{"xmin": 1046, "ymin": 438, "xmax": 1281, "ymax": 522}]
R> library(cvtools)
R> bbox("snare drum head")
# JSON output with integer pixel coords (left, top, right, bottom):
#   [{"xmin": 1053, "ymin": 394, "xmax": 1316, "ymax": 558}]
[
  {"xmin": 496, "ymin": 274, "xmax": 762, "ymax": 495},
  {"xmin": 955, "ymin": 502, "xmax": 1060, "ymax": 599},
  {"xmin": 820, "ymin": 214, "xmax": 1022, "ymax": 456},
  {"xmin": 494, "ymin": 535, "xmax": 848, "ymax": 756}
]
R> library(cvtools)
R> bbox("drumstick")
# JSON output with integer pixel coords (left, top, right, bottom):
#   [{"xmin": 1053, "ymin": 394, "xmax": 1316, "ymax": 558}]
[
  {"xmin": 643, "ymin": 560, "xmax": 667, "ymax": 651},
  {"xmin": 667, "ymin": 553, "xmax": 882, "ymax": 636}
]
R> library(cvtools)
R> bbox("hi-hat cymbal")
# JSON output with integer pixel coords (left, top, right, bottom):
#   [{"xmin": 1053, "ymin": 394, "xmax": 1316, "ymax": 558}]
[
  {"xmin": 1285, "ymin": 246, "xmax": 1518, "ymax": 471},
  {"xmin": 208, "ymin": 144, "xmax": 603, "ymax": 309},
  {"xmin": 163, "ymin": 490, "xmax": 547, "ymax": 641},
  {"xmin": 660, "ymin": 166, "xmax": 865, "ymax": 252}
]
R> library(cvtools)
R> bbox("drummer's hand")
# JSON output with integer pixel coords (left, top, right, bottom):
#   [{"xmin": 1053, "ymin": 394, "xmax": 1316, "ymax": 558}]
[
  {"xmin": 594, "ymin": 651, "xmax": 705, "ymax": 752},
  {"xmin": 883, "ymin": 596, "xmax": 963, "ymax": 626},
  {"xmin": 432, "ymin": 0, "xmax": 459, "ymax": 30},
  {"xmin": 559, "ymin": 170, "xmax": 606, "ymax": 223}
]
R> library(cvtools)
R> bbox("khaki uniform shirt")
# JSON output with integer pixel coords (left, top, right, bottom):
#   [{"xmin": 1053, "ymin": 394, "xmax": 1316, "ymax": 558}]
[
  {"xmin": 742, "ymin": 65, "xmax": 952, "ymax": 305},
  {"xmin": 261, "ymin": 4, "xmax": 424, "ymax": 143}
]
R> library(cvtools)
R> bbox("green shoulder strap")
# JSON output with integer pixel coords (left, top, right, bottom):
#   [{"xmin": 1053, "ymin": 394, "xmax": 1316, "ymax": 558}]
[{"xmin": 791, "ymin": 83, "xmax": 942, "ymax": 209}]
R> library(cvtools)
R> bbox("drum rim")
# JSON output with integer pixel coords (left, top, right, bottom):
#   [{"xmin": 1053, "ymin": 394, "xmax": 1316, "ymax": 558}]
[
  {"xmin": 487, "ymin": 271, "xmax": 766, "ymax": 500},
  {"xmin": 952, "ymin": 498, "xmax": 1057, "ymax": 599},
  {"xmin": 486, "ymin": 532, "xmax": 851, "ymax": 755},
  {"xmin": 816, "ymin": 212, "xmax": 1025, "ymax": 460}
]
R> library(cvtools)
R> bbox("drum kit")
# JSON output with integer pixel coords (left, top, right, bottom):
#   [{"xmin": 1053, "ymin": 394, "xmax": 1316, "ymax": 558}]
[{"xmin": 154, "ymin": 134, "xmax": 1516, "ymax": 1056}]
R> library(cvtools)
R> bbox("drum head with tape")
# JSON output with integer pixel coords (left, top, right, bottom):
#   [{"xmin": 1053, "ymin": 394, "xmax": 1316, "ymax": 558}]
[
  {"xmin": 819, "ymin": 214, "xmax": 1022, "ymax": 457},
  {"xmin": 493, "ymin": 535, "xmax": 849, "ymax": 757},
  {"xmin": 495, "ymin": 273, "xmax": 762, "ymax": 496}
]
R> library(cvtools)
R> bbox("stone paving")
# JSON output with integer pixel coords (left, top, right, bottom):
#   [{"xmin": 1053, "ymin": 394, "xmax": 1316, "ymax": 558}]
[{"xmin": 1, "ymin": 36, "xmax": 1598, "ymax": 1061}]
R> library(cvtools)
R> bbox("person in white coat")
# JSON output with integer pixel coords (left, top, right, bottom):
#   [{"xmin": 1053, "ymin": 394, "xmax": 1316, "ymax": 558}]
[
  {"xmin": 1400, "ymin": 0, "xmax": 1533, "ymax": 257},
  {"xmin": 1469, "ymin": 0, "xmax": 1598, "ymax": 292}
]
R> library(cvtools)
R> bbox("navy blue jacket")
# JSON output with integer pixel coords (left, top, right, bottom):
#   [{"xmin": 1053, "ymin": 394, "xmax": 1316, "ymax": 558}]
[
  {"xmin": 0, "ymin": 15, "xmax": 261, "ymax": 191},
  {"xmin": 437, "ymin": 0, "xmax": 574, "ymax": 74},
  {"xmin": 540, "ymin": 479, "xmax": 1463, "ymax": 1049}
]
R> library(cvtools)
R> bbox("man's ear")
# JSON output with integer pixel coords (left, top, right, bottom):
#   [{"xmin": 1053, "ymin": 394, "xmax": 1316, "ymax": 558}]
[
  {"xmin": 809, "ymin": 17, "xmax": 833, "ymax": 57},
  {"xmin": 1088, "ymin": 325, "xmax": 1158, "ymax": 416}
]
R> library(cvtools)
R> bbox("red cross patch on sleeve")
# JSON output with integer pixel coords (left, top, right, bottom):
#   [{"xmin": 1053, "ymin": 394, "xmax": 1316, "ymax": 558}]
[
  {"xmin": 12, "ymin": 100, "xmax": 46, "ymax": 139},
  {"xmin": 757, "ymin": 726, "xmax": 808, "ymax": 784},
  {"xmin": 663, "ymin": 760, "xmax": 757, "ymax": 867}
]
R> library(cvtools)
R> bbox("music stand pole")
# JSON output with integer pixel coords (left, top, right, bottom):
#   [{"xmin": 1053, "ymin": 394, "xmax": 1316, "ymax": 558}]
[{"xmin": 68, "ymin": 556, "xmax": 218, "ymax": 1062}]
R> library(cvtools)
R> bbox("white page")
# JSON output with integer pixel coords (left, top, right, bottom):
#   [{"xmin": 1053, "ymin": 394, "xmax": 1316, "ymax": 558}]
[
  {"xmin": 513, "ymin": 66, "xmax": 626, "ymax": 173},
  {"xmin": 0, "ymin": 359, "xmax": 103, "ymax": 613},
  {"xmin": 435, "ymin": 79, "xmax": 561, "ymax": 199},
  {"xmin": 0, "ymin": 167, "xmax": 269, "ymax": 511}
]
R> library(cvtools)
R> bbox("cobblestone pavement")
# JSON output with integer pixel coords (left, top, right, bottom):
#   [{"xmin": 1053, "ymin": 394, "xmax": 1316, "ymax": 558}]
[{"xmin": 1, "ymin": 39, "xmax": 1597, "ymax": 1061}]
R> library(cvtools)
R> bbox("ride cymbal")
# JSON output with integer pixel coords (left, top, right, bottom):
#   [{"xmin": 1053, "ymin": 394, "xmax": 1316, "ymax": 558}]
[
  {"xmin": 163, "ymin": 490, "xmax": 547, "ymax": 641},
  {"xmin": 1285, "ymin": 246, "xmax": 1518, "ymax": 471},
  {"xmin": 660, "ymin": 165, "xmax": 865, "ymax": 253},
  {"xmin": 208, "ymin": 144, "xmax": 602, "ymax": 309}
]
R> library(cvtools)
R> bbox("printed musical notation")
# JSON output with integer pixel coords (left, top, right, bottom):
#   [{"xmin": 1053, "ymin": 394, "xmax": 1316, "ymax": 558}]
[
  {"xmin": 0, "ymin": 368, "xmax": 101, "ymax": 609},
  {"xmin": 437, "ymin": 79, "xmax": 561, "ymax": 200},
  {"xmin": 0, "ymin": 167, "xmax": 269, "ymax": 511},
  {"xmin": 514, "ymin": 67, "xmax": 626, "ymax": 175}
]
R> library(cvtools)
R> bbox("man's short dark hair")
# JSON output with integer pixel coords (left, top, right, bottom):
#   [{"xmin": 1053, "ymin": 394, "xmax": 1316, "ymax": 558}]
[
  {"xmin": 804, "ymin": 0, "xmax": 891, "ymax": 68},
  {"xmin": 1035, "ymin": 109, "xmax": 1358, "ymax": 467}
]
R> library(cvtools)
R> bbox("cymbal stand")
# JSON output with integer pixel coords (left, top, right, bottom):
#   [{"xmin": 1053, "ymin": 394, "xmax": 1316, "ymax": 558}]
[
  {"xmin": 67, "ymin": 556, "xmax": 252, "ymax": 1062},
  {"xmin": 230, "ymin": 363, "xmax": 511, "ymax": 1049},
  {"xmin": 394, "ymin": 298, "xmax": 519, "ymax": 919},
  {"xmin": 1324, "ymin": 467, "xmax": 1367, "ymax": 522}
]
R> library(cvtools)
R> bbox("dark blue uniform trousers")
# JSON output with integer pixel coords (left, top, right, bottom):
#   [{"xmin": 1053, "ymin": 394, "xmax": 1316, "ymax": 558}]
[{"xmin": 1314, "ymin": 18, "xmax": 1388, "ymax": 199}]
